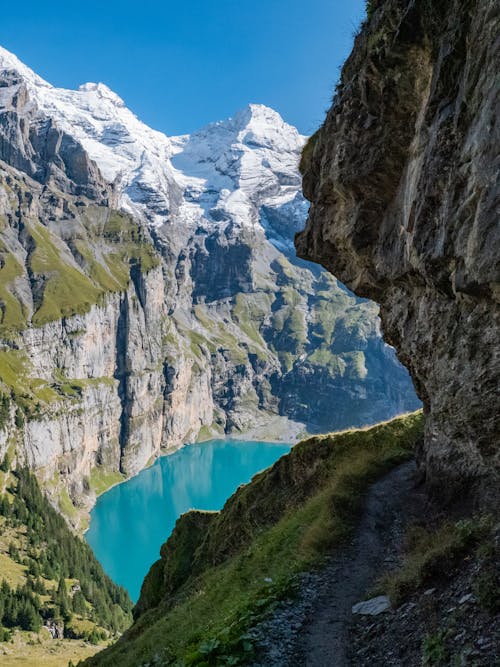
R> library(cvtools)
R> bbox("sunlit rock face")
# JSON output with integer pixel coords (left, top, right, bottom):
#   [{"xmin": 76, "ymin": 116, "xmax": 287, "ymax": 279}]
[
  {"xmin": 297, "ymin": 0, "xmax": 499, "ymax": 506},
  {"xmin": 0, "ymin": 45, "xmax": 419, "ymax": 523}
]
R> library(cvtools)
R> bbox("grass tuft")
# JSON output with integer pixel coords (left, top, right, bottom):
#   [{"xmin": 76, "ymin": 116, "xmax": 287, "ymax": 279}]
[{"xmin": 381, "ymin": 517, "xmax": 492, "ymax": 606}]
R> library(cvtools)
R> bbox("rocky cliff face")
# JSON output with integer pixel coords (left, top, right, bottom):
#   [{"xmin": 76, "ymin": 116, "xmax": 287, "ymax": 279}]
[
  {"xmin": 297, "ymin": 0, "xmax": 499, "ymax": 506},
  {"xmin": 0, "ymin": 46, "xmax": 419, "ymax": 524},
  {"xmin": 0, "ymin": 157, "xmax": 165, "ymax": 525}
]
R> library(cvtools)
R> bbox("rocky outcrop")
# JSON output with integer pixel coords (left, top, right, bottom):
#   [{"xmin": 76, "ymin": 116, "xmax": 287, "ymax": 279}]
[
  {"xmin": 21, "ymin": 264, "xmax": 166, "ymax": 474},
  {"xmin": 297, "ymin": 0, "xmax": 499, "ymax": 505},
  {"xmin": 0, "ymin": 73, "xmax": 112, "ymax": 202},
  {"xmin": 0, "ymin": 159, "xmax": 167, "ymax": 527}
]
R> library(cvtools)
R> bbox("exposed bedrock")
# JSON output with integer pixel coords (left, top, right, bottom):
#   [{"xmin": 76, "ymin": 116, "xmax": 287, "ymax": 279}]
[{"xmin": 296, "ymin": 0, "xmax": 499, "ymax": 506}]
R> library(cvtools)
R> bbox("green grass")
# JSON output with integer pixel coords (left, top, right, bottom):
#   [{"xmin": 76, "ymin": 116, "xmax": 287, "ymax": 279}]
[
  {"xmin": 29, "ymin": 222, "xmax": 105, "ymax": 326},
  {"xmin": 89, "ymin": 467, "xmax": 126, "ymax": 497},
  {"xmin": 0, "ymin": 350, "xmax": 29, "ymax": 393},
  {"xmin": 73, "ymin": 239, "xmax": 127, "ymax": 293},
  {"xmin": 344, "ymin": 351, "xmax": 368, "ymax": 380},
  {"xmin": 232, "ymin": 293, "xmax": 270, "ymax": 358},
  {"xmin": 0, "ymin": 207, "xmax": 160, "ymax": 334},
  {"xmin": 0, "ymin": 549, "xmax": 27, "ymax": 588},
  {"xmin": 0, "ymin": 542, "xmax": 109, "ymax": 666},
  {"xmin": 0, "ymin": 636, "xmax": 104, "ymax": 667},
  {"xmin": 180, "ymin": 311, "xmax": 250, "ymax": 365},
  {"xmin": 0, "ymin": 351, "xmax": 115, "ymax": 422},
  {"xmin": 379, "ymin": 517, "xmax": 491, "ymax": 606},
  {"xmin": 102, "ymin": 211, "xmax": 160, "ymax": 275},
  {"xmin": 270, "ymin": 286, "xmax": 308, "ymax": 357},
  {"xmin": 308, "ymin": 347, "xmax": 347, "ymax": 376},
  {"xmin": 52, "ymin": 372, "xmax": 116, "ymax": 400},
  {"xmin": 58, "ymin": 487, "xmax": 80, "ymax": 520},
  {"xmin": 0, "ymin": 248, "xmax": 27, "ymax": 335},
  {"xmin": 422, "ymin": 630, "xmax": 448, "ymax": 667},
  {"xmin": 0, "ymin": 209, "xmax": 161, "ymax": 422},
  {"xmin": 196, "ymin": 423, "xmax": 224, "ymax": 443},
  {"xmin": 85, "ymin": 411, "xmax": 423, "ymax": 667},
  {"xmin": 75, "ymin": 211, "xmax": 160, "ymax": 293},
  {"xmin": 0, "ymin": 349, "xmax": 57, "ymax": 416}
]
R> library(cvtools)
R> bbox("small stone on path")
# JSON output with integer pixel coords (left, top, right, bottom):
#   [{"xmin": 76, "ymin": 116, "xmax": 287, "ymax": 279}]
[
  {"xmin": 352, "ymin": 595, "xmax": 391, "ymax": 616},
  {"xmin": 458, "ymin": 593, "xmax": 474, "ymax": 605}
]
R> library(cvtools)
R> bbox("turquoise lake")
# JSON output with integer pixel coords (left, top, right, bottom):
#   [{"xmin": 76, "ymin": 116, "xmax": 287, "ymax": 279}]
[{"xmin": 86, "ymin": 440, "xmax": 291, "ymax": 601}]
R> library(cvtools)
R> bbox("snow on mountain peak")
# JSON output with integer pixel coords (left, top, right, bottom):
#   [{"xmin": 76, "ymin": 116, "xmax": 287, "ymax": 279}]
[
  {"xmin": 0, "ymin": 45, "xmax": 308, "ymax": 237},
  {"xmin": 183, "ymin": 103, "xmax": 304, "ymax": 155},
  {"xmin": 232, "ymin": 103, "xmax": 304, "ymax": 153},
  {"xmin": 168, "ymin": 104, "xmax": 306, "ymax": 234},
  {"xmin": 233, "ymin": 103, "xmax": 286, "ymax": 128},
  {"xmin": 78, "ymin": 82, "xmax": 126, "ymax": 107},
  {"xmin": 0, "ymin": 45, "xmax": 51, "ymax": 88},
  {"xmin": 0, "ymin": 46, "xmax": 177, "ymax": 226}
]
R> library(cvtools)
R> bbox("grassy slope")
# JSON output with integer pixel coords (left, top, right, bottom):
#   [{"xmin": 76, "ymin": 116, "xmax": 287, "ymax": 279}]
[
  {"xmin": 85, "ymin": 411, "xmax": 423, "ymax": 667},
  {"xmin": 0, "ymin": 173, "xmax": 161, "ymax": 434},
  {"xmin": 27, "ymin": 212, "xmax": 159, "ymax": 327},
  {"xmin": 0, "ymin": 183, "xmax": 160, "ymax": 336},
  {"xmin": 0, "ymin": 637, "xmax": 102, "ymax": 667},
  {"xmin": 0, "ymin": 198, "xmax": 161, "ymax": 510}
]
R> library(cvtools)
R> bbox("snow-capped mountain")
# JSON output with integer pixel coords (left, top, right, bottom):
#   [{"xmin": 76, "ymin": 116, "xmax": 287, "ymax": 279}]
[
  {"xmin": 0, "ymin": 46, "xmax": 306, "ymax": 237},
  {"xmin": 0, "ymin": 45, "xmax": 177, "ymax": 226},
  {"xmin": 0, "ymin": 45, "xmax": 419, "ymax": 517},
  {"xmin": 169, "ymin": 105, "xmax": 306, "ymax": 228}
]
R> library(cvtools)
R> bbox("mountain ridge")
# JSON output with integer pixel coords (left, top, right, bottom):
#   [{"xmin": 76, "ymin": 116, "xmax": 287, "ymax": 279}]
[{"xmin": 0, "ymin": 45, "xmax": 304, "ymax": 233}]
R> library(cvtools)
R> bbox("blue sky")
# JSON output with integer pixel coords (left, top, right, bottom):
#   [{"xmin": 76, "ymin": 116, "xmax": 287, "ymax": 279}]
[{"xmin": 2, "ymin": 0, "xmax": 365, "ymax": 136}]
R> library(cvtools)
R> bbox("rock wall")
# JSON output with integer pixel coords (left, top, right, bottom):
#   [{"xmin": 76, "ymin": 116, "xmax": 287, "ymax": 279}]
[
  {"xmin": 297, "ymin": 0, "xmax": 499, "ymax": 506},
  {"xmin": 21, "ymin": 264, "xmax": 165, "ymax": 473}
]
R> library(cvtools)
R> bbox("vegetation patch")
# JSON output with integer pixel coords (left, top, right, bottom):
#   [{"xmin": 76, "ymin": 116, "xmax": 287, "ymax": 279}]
[
  {"xmin": 102, "ymin": 211, "xmax": 160, "ymax": 276},
  {"xmin": 88, "ymin": 467, "xmax": 125, "ymax": 497},
  {"xmin": 232, "ymin": 293, "xmax": 270, "ymax": 358},
  {"xmin": 0, "ymin": 203, "xmax": 161, "ymax": 336},
  {"xmin": 29, "ymin": 222, "xmax": 104, "ymax": 326},
  {"xmin": 196, "ymin": 423, "xmax": 224, "ymax": 443},
  {"xmin": 380, "ymin": 517, "xmax": 492, "ymax": 606},
  {"xmin": 421, "ymin": 629, "xmax": 448, "ymax": 666},
  {"xmin": 0, "ymin": 350, "xmax": 60, "ymax": 421},
  {"xmin": 0, "ymin": 351, "xmax": 116, "ymax": 426},
  {"xmin": 0, "ymin": 468, "xmax": 132, "ymax": 644},
  {"xmin": 0, "ymin": 248, "xmax": 27, "ymax": 336},
  {"xmin": 0, "ymin": 635, "xmax": 103, "ymax": 667}
]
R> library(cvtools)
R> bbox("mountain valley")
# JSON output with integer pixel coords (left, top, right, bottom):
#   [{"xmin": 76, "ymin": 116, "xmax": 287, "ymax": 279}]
[{"xmin": 0, "ymin": 0, "xmax": 498, "ymax": 664}]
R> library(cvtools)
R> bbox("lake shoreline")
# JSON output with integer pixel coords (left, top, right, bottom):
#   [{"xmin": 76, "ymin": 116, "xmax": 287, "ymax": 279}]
[{"xmin": 86, "ymin": 439, "xmax": 293, "ymax": 601}]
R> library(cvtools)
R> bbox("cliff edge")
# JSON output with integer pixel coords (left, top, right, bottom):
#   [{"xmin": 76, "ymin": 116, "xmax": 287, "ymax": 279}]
[{"xmin": 297, "ymin": 0, "xmax": 499, "ymax": 506}]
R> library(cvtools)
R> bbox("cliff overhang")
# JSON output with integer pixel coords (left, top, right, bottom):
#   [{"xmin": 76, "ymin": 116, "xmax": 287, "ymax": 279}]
[{"xmin": 296, "ymin": 0, "xmax": 500, "ymax": 507}]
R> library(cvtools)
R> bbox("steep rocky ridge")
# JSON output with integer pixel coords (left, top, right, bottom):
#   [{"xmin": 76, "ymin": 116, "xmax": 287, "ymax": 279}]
[
  {"xmin": 0, "ymin": 46, "xmax": 418, "ymax": 525},
  {"xmin": 297, "ymin": 0, "xmax": 499, "ymax": 506}
]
